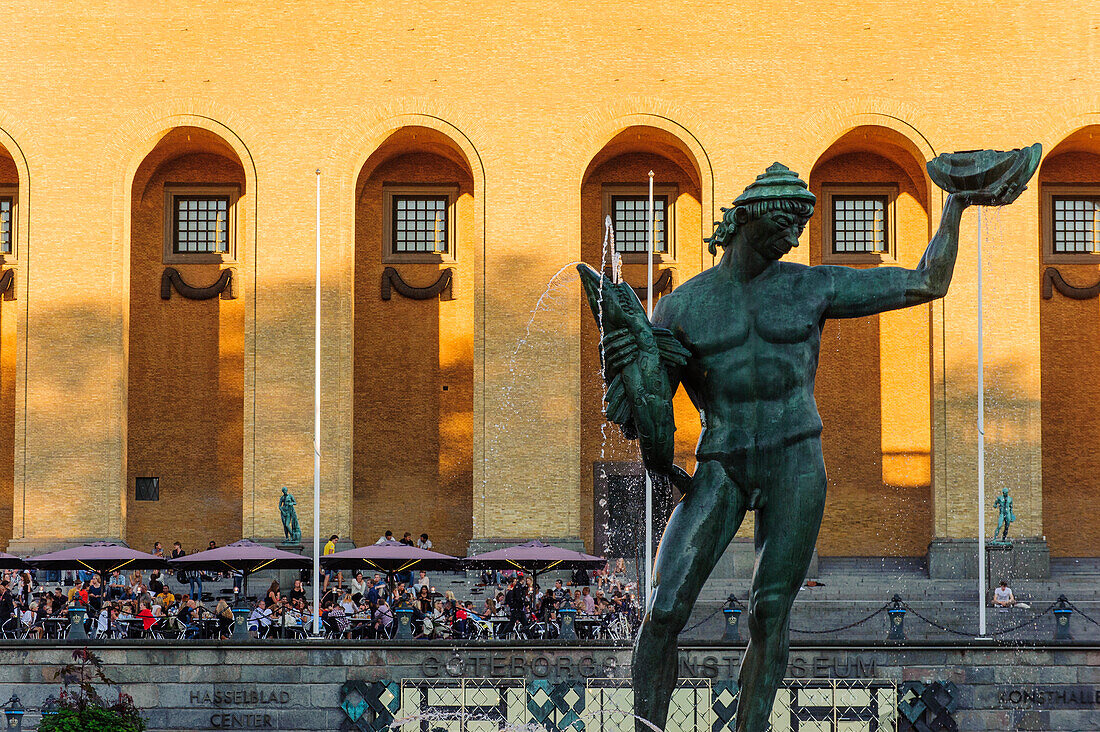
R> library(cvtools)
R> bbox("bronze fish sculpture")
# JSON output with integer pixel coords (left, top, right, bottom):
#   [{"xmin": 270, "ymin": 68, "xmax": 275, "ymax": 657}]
[{"xmin": 577, "ymin": 263, "xmax": 692, "ymax": 492}]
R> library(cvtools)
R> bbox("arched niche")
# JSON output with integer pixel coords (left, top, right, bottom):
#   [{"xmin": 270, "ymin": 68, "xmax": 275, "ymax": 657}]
[
  {"xmin": 0, "ymin": 143, "xmax": 17, "ymax": 549},
  {"xmin": 126, "ymin": 126, "xmax": 246, "ymax": 550},
  {"xmin": 579, "ymin": 125, "xmax": 703, "ymax": 559},
  {"xmin": 352, "ymin": 126, "xmax": 475, "ymax": 555},
  {"xmin": 1038, "ymin": 125, "xmax": 1100, "ymax": 557},
  {"xmin": 809, "ymin": 125, "xmax": 934, "ymax": 558}
]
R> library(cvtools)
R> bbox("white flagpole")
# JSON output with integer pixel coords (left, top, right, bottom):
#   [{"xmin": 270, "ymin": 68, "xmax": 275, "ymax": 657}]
[
  {"xmin": 645, "ymin": 171, "xmax": 655, "ymax": 607},
  {"xmin": 977, "ymin": 206, "xmax": 987, "ymax": 638},
  {"xmin": 313, "ymin": 169, "xmax": 322, "ymax": 636}
]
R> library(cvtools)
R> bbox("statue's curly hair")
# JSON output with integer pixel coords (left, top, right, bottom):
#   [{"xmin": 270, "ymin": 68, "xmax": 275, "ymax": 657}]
[{"xmin": 705, "ymin": 198, "xmax": 815, "ymax": 256}]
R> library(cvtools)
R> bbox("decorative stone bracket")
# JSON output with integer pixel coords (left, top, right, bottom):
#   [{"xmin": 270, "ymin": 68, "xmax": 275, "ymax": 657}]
[
  {"xmin": 161, "ymin": 267, "xmax": 236, "ymax": 300},
  {"xmin": 0, "ymin": 268, "xmax": 14, "ymax": 301},
  {"xmin": 602, "ymin": 267, "xmax": 675, "ymax": 302},
  {"xmin": 381, "ymin": 266, "xmax": 454, "ymax": 301},
  {"xmin": 1041, "ymin": 267, "xmax": 1100, "ymax": 300}
]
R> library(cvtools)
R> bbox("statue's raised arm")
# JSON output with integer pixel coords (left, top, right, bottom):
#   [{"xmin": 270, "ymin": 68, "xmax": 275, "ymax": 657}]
[{"xmin": 822, "ymin": 144, "xmax": 1042, "ymax": 319}]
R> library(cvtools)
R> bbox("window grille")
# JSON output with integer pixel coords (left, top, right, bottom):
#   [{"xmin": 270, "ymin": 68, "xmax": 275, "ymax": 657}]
[
  {"xmin": 392, "ymin": 195, "xmax": 448, "ymax": 254},
  {"xmin": 1052, "ymin": 196, "xmax": 1100, "ymax": 253},
  {"xmin": 612, "ymin": 195, "xmax": 668, "ymax": 254},
  {"xmin": 135, "ymin": 477, "xmax": 159, "ymax": 501},
  {"xmin": 173, "ymin": 195, "xmax": 230, "ymax": 254},
  {"xmin": 0, "ymin": 197, "xmax": 11, "ymax": 255},
  {"xmin": 832, "ymin": 195, "xmax": 888, "ymax": 253}
]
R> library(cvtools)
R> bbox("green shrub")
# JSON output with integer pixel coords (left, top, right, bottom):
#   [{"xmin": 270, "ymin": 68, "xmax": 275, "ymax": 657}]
[
  {"xmin": 39, "ymin": 648, "xmax": 147, "ymax": 732},
  {"xmin": 38, "ymin": 706, "xmax": 145, "ymax": 732}
]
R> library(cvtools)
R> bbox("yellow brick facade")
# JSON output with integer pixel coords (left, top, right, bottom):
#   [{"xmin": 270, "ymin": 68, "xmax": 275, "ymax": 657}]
[{"xmin": 0, "ymin": 3, "xmax": 1096, "ymax": 559}]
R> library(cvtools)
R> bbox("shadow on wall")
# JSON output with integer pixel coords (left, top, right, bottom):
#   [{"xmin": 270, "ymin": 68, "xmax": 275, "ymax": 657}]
[
  {"xmin": 20, "ymin": 303, "xmax": 131, "ymax": 542},
  {"xmin": 1038, "ymin": 128, "xmax": 1100, "ymax": 557},
  {"xmin": 579, "ymin": 125, "xmax": 704, "ymax": 557},
  {"xmin": 0, "ymin": 150, "xmax": 17, "ymax": 548},
  {"xmin": 127, "ymin": 127, "xmax": 245, "ymax": 551},
  {"xmin": 809, "ymin": 126, "xmax": 933, "ymax": 558},
  {"xmin": 353, "ymin": 127, "xmax": 474, "ymax": 556}
]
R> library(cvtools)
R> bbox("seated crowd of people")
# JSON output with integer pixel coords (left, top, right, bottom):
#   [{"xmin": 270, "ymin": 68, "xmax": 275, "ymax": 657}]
[
  {"xmin": 309, "ymin": 561, "xmax": 641, "ymax": 640},
  {"xmin": 0, "ymin": 552, "xmax": 641, "ymax": 641}
]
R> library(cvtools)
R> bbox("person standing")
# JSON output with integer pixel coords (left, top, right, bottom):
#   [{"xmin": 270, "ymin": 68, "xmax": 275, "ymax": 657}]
[{"xmin": 322, "ymin": 535, "xmax": 340, "ymax": 593}]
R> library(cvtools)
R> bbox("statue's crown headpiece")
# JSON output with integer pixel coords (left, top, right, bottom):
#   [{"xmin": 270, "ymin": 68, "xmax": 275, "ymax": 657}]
[{"xmin": 734, "ymin": 162, "xmax": 816, "ymax": 207}]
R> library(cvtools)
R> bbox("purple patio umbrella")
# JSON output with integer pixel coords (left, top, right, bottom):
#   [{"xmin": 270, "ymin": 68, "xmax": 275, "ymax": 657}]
[
  {"xmin": 28, "ymin": 541, "xmax": 166, "ymax": 580},
  {"xmin": 320, "ymin": 539, "xmax": 460, "ymax": 585},
  {"xmin": 168, "ymin": 539, "xmax": 311, "ymax": 600},
  {"xmin": 464, "ymin": 539, "xmax": 606, "ymax": 581},
  {"xmin": 0, "ymin": 552, "xmax": 30, "ymax": 570}
]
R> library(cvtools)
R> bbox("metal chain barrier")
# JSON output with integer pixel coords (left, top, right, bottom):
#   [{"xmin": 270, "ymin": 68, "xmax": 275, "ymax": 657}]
[
  {"xmin": 1065, "ymin": 599, "xmax": 1100, "ymax": 627},
  {"xmin": 987, "ymin": 602, "xmax": 1058, "ymax": 637},
  {"xmin": 900, "ymin": 601, "xmax": 976, "ymax": 637},
  {"xmin": 789, "ymin": 603, "xmax": 890, "ymax": 635},
  {"xmin": 901, "ymin": 599, "xmax": 1060, "ymax": 638},
  {"xmin": 687, "ymin": 596, "xmax": 1067, "ymax": 639},
  {"xmin": 681, "ymin": 607, "xmax": 723, "ymax": 634}
]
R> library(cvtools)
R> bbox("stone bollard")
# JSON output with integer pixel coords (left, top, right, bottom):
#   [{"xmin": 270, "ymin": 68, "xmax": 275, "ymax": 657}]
[
  {"xmin": 232, "ymin": 607, "xmax": 251, "ymax": 640},
  {"xmin": 66, "ymin": 606, "xmax": 87, "ymax": 640},
  {"xmin": 722, "ymin": 608, "xmax": 742, "ymax": 641},
  {"xmin": 395, "ymin": 608, "xmax": 414, "ymax": 639},
  {"xmin": 559, "ymin": 608, "xmax": 577, "ymax": 640},
  {"xmin": 1054, "ymin": 596, "xmax": 1072, "ymax": 640}
]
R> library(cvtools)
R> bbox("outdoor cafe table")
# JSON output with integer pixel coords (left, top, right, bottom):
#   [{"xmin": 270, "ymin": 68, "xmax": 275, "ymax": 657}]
[
  {"xmin": 575, "ymin": 615, "xmax": 601, "ymax": 638},
  {"xmin": 273, "ymin": 614, "xmax": 307, "ymax": 639},
  {"xmin": 42, "ymin": 617, "xmax": 68, "ymax": 639},
  {"xmin": 196, "ymin": 617, "xmax": 222, "ymax": 639},
  {"xmin": 487, "ymin": 615, "xmax": 511, "ymax": 638},
  {"xmin": 348, "ymin": 615, "xmax": 373, "ymax": 638}
]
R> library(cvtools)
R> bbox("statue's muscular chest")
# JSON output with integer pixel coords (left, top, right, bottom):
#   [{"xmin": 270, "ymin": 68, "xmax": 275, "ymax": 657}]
[{"xmin": 674, "ymin": 276, "xmax": 825, "ymax": 358}]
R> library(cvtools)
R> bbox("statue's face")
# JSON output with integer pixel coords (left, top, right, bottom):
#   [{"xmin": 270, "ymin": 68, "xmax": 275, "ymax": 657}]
[{"xmin": 744, "ymin": 206, "xmax": 811, "ymax": 260}]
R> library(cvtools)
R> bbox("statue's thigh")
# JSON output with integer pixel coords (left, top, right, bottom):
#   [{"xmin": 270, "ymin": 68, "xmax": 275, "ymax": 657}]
[
  {"xmin": 751, "ymin": 442, "xmax": 827, "ymax": 595},
  {"xmin": 652, "ymin": 461, "xmax": 747, "ymax": 607}
]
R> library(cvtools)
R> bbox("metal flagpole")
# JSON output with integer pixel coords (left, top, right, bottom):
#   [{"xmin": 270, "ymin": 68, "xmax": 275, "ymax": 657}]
[
  {"xmin": 977, "ymin": 206, "xmax": 988, "ymax": 638},
  {"xmin": 313, "ymin": 170, "xmax": 322, "ymax": 637},
  {"xmin": 644, "ymin": 171, "xmax": 655, "ymax": 607}
]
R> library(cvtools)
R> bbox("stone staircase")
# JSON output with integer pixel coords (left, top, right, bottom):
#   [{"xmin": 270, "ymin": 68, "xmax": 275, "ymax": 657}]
[
  {"xmin": 682, "ymin": 556, "xmax": 1100, "ymax": 642},
  {"xmin": 61, "ymin": 553, "xmax": 1100, "ymax": 644}
]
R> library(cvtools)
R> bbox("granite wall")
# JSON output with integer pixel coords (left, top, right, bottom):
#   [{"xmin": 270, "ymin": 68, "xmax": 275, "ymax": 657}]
[{"xmin": 0, "ymin": 641, "xmax": 1097, "ymax": 731}]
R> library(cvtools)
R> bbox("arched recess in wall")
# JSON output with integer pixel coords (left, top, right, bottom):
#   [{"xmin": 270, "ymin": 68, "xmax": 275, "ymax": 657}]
[
  {"xmin": 1038, "ymin": 124, "xmax": 1100, "ymax": 558},
  {"xmin": 809, "ymin": 124, "xmax": 933, "ymax": 558},
  {"xmin": 352, "ymin": 126, "xmax": 474, "ymax": 555},
  {"xmin": 579, "ymin": 124, "xmax": 704, "ymax": 558},
  {"xmin": 0, "ymin": 137, "xmax": 21, "ymax": 549},
  {"xmin": 127, "ymin": 126, "xmax": 246, "ymax": 550}
]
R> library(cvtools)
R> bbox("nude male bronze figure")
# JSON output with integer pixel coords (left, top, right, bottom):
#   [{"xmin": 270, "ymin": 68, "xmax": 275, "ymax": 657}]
[{"xmin": 579, "ymin": 146, "xmax": 1039, "ymax": 731}]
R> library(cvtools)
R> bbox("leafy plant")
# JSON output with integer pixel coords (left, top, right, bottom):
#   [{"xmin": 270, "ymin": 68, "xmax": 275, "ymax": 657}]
[
  {"xmin": 38, "ymin": 648, "xmax": 146, "ymax": 732},
  {"xmin": 37, "ymin": 707, "xmax": 144, "ymax": 732}
]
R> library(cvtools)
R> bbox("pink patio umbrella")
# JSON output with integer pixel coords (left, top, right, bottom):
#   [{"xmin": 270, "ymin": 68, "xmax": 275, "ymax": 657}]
[
  {"xmin": 320, "ymin": 539, "xmax": 460, "ymax": 586},
  {"xmin": 28, "ymin": 541, "xmax": 165, "ymax": 580},
  {"xmin": 168, "ymin": 539, "xmax": 311, "ymax": 601},
  {"xmin": 463, "ymin": 539, "xmax": 606, "ymax": 582},
  {"xmin": 0, "ymin": 552, "xmax": 30, "ymax": 571}
]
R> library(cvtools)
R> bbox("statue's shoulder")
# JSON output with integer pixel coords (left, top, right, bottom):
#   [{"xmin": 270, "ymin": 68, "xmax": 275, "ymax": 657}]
[
  {"xmin": 782, "ymin": 261, "xmax": 833, "ymax": 290},
  {"xmin": 655, "ymin": 268, "xmax": 716, "ymax": 316},
  {"xmin": 673, "ymin": 266, "xmax": 720, "ymax": 293},
  {"xmin": 780, "ymin": 260, "xmax": 819, "ymax": 277}
]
